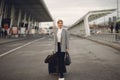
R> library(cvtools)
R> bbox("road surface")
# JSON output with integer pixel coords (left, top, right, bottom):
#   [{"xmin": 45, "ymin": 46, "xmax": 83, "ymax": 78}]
[{"xmin": 0, "ymin": 35, "xmax": 120, "ymax": 80}]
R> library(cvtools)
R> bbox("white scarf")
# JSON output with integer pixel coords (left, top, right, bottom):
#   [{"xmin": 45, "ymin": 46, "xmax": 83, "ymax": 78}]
[{"xmin": 57, "ymin": 28, "xmax": 63, "ymax": 42}]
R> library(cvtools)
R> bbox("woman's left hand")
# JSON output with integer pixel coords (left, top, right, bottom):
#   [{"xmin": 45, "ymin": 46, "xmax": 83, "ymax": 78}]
[{"xmin": 66, "ymin": 49, "xmax": 69, "ymax": 53}]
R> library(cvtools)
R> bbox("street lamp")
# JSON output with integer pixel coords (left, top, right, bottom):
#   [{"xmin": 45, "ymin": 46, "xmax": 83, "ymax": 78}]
[{"xmin": 117, "ymin": 0, "xmax": 119, "ymax": 20}]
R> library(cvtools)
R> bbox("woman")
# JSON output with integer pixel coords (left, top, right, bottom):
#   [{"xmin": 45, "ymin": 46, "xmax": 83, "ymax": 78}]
[{"xmin": 54, "ymin": 20, "xmax": 69, "ymax": 80}]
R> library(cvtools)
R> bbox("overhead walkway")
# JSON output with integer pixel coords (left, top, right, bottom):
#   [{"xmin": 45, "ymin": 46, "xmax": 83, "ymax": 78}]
[{"xmin": 68, "ymin": 9, "xmax": 116, "ymax": 37}]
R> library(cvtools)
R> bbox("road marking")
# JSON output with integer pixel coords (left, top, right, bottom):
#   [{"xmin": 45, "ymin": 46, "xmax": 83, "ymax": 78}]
[{"xmin": 0, "ymin": 37, "xmax": 45, "ymax": 57}]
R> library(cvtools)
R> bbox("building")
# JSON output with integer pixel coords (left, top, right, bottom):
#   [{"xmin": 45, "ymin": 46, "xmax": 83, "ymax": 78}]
[{"xmin": 0, "ymin": 0, "xmax": 52, "ymax": 37}]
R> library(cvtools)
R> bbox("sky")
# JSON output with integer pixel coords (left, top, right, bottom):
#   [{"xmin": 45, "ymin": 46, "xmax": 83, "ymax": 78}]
[{"xmin": 41, "ymin": 0, "xmax": 119, "ymax": 28}]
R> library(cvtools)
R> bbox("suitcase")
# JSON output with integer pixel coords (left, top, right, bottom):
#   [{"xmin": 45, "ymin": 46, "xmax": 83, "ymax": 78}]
[
  {"xmin": 48, "ymin": 53, "xmax": 58, "ymax": 74},
  {"xmin": 48, "ymin": 61, "xmax": 57, "ymax": 73}
]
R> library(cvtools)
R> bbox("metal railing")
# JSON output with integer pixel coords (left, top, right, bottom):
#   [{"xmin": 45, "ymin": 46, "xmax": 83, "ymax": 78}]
[{"xmin": 88, "ymin": 33, "xmax": 120, "ymax": 43}]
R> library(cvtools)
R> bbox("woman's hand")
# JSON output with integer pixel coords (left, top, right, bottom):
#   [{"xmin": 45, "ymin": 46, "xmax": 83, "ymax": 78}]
[{"xmin": 66, "ymin": 49, "xmax": 69, "ymax": 53}]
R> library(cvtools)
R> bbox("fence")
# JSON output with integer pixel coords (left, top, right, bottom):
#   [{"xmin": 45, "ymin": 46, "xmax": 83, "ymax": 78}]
[{"xmin": 88, "ymin": 33, "xmax": 120, "ymax": 43}]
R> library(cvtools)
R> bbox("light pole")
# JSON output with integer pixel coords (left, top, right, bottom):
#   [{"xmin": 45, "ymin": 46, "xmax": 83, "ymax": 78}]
[{"xmin": 117, "ymin": 0, "xmax": 119, "ymax": 20}]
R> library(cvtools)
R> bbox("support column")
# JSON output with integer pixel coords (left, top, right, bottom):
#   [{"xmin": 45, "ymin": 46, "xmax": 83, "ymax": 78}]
[
  {"xmin": 17, "ymin": 9, "xmax": 21, "ymax": 27},
  {"xmin": 34, "ymin": 21, "xmax": 37, "ymax": 27},
  {"xmin": 27, "ymin": 15, "xmax": 32, "ymax": 34},
  {"xmin": 84, "ymin": 15, "xmax": 90, "ymax": 37},
  {"xmin": 23, "ymin": 13, "xmax": 27, "ymax": 24},
  {"xmin": 0, "ymin": 0, "xmax": 4, "ymax": 27},
  {"xmin": 10, "ymin": 5, "xmax": 15, "ymax": 28},
  {"xmin": 28, "ymin": 15, "xmax": 31, "ymax": 22},
  {"xmin": 31, "ymin": 18, "xmax": 34, "ymax": 28},
  {"xmin": 28, "ymin": 15, "xmax": 31, "ymax": 29}
]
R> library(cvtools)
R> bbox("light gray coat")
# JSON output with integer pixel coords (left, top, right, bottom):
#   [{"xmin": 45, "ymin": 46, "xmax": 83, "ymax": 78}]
[{"xmin": 54, "ymin": 28, "xmax": 69, "ymax": 52}]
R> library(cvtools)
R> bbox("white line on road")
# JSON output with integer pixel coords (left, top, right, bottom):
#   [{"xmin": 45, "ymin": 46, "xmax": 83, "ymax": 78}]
[{"xmin": 0, "ymin": 37, "xmax": 45, "ymax": 58}]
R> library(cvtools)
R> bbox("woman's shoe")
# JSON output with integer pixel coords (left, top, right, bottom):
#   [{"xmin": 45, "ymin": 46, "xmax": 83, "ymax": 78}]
[{"xmin": 58, "ymin": 78, "xmax": 65, "ymax": 80}]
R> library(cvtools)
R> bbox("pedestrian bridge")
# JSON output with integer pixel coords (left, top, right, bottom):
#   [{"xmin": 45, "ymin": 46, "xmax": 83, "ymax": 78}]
[{"xmin": 68, "ymin": 9, "xmax": 116, "ymax": 37}]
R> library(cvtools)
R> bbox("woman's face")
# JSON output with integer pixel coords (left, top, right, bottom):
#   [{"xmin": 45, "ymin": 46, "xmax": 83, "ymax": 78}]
[{"xmin": 57, "ymin": 22, "xmax": 63, "ymax": 29}]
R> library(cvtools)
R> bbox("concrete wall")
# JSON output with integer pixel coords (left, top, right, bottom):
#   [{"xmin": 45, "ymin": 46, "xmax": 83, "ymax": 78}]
[{"xmin": 68, "ymin": 20, "xmax": 86, "ymax": 36}]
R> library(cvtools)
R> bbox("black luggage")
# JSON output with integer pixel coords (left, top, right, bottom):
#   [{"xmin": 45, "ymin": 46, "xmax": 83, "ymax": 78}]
[
  {"xmin": 48, "ymin": 60, "xmax": 57, "ymax": 73},
  {"xmin": 45, "ymin": 53, "xmax": 58, "ymax": 74}
]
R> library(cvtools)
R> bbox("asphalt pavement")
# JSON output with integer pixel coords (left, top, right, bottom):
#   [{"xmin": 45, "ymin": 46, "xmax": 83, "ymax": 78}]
[{"xmin": 0, "ymin": 35, "xmax": 120, "ymax": 80}]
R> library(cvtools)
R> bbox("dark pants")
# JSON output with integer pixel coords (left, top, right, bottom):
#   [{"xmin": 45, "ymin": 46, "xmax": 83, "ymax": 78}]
[{"xmin": 57, "ymin": 42, "xmax": 66, "ymax": 78}]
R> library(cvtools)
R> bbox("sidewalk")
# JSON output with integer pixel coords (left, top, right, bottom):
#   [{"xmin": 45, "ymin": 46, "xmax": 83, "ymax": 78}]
[
  {"xmin": 0, "ymin": 38, "xmax": 24, "ymax": 44},
  {"xmin": 71, "ymin": 34, "xmax": 120, "ymax": 51},
  {"xmin": 0, "ymin": 34, "xmax": 43, "ymax": 44},
  {"xmin": 87, "ymin": 37, "xmax": 120, "ymax": 51}
]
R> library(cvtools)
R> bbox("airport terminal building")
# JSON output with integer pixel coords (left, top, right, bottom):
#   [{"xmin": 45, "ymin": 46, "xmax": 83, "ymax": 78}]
[{"xmin": 0, "ymin": 0, "xmax": 52, "ymax": 37}]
